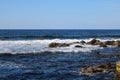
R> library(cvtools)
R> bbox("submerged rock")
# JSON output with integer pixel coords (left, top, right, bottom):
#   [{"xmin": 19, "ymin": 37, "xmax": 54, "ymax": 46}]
[
  {"xmin": 79, "ymin": 63, "xmax": 115, "ymax": 76},
  {"xmin": 49, "ymin": 43, "xmax": 70, "ymax": 47},
  {"xmin": 93, "ymin": 51, "xmax": 101, "ymax": 56},
  {"xmin": 75, "ymin": 45, "xmax": 83, "ymax": 48}
]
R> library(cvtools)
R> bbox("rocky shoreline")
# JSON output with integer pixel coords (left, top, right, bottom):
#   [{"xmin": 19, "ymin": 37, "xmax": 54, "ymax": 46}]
[
  {"xmin": 79, "ymin": 63, "xmax": 115, "ymax": 76},
  {"xmin": 47, "ymin": 39, "xmax": 120, "ymax": 79},
  {"xmin": 49, "ymin": 39, "xmax": 120, "ymax": 48}
]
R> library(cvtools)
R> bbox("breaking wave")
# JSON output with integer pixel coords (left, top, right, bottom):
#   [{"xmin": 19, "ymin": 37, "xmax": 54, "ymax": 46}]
[{"xmin": 0, "ymin": 38, "xmax": 120, "ymax": 54}]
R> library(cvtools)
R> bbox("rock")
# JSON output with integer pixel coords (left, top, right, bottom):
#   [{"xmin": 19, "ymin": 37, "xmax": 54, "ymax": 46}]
[
  {"xmin": 99, "ymin": 42, "xmax": 107, "ymax": 47},
  {"xmin": 90, "ymin": 40, "xmax": 107, "ymax": 47},
  {"xmin": 81, "ymin": 67, "xmax": 93, "ymax": 76},
  {"xmin": 49, "ymin": 43, "xmax": 70, "ymax": 47},
  {"xmin": 115, "ymin": 61, "xmax": 120, "ymax": 80},
  {"xmin": 87, "ymin": 39, "xmax": 120, "ymax": 47},
  {"xmin": 87, "ymin": 39, "xmax": 99, "ymax": 45},
  {"xmin": 75, "ymin": 45, "xmax": 83, "ymax": 48},
  {"xmin": 104, "ymin": 41, "xmax": 120, "ymax": 47},
  {"xmin": 94, "ymin": 40, "xmax": 101, "ymax": 45},
  {"xmin": 79, "ymin": 63, "xmax": 115, "ymax": 76},
  {"xmin": 104, "ymin": 41, "xmax": 115, "ymax": 45},
  {"xmin": 113, "ymin": 41, "xmax": 120, "ymax": 47},
  {"xmin": 80, "ymin": 41, "xmax": 86, "ymax": 44},
  {"xmin": 87, "ymin": 39, "xmax": 107, "ymax": 47}
]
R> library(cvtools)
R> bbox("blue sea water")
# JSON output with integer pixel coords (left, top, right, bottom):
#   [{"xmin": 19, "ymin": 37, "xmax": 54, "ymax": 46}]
[
  {"xmin": 0, "ymin": 30, "xmax": 120, "ymax": 80},
  {"xmin": 0, "ymin": 29, "xmax": 120, "ymax": 40}
]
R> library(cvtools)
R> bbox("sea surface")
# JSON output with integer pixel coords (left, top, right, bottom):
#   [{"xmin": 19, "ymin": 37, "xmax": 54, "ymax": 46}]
[{"xmin": 0, "ymin": 29, "xmax": 120, "ymax": 80}]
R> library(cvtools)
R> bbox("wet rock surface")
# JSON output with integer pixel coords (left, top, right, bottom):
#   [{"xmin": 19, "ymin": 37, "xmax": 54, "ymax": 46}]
[
  {"xmin": 112, "ymin": 41, "xmax": 120, "ymax": 47},
  {"xmin": 80, "ymin": 41, "xmax": 86, "ymax": 44},
  {"xmin": 49, "ymin": 39, "xmax": 120, "ymax": 48},
  {"xmin": 99, "ymin": 42, "xmax": 107, "ymax": 47},
  {"xmin": 79, "ymin": 63, "xmax": 115, "ymax": 76},
  {"xmin": 87, "ymin": 39, "xmax": 98, "ymax": 45},
  {"xmin": 86, "ymin": 39, "xmax": 120, "ymax": 47},
  {"xmin": 49, "ymin": 43, "xmax": 70, "ymax": 47},
  {"xmin": 75, "ymin": 45, "xmax": 83, "ymax": 48}
]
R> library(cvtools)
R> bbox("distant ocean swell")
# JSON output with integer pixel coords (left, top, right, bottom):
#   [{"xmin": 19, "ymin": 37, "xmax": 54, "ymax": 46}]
[{"xmin": 0, "ymin": 34, "xmax": 120, "ymax": 40}]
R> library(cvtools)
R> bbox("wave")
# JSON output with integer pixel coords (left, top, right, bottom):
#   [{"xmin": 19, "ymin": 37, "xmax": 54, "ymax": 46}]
[{"xmin": 0, "ymin": 38, "xmax": 120, "ymax": 54}]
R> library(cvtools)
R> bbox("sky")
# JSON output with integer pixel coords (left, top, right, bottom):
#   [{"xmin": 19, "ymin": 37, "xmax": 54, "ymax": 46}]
[{"xmin": 0, "ymin": 0, "xmax": 120, "ymax": 29}]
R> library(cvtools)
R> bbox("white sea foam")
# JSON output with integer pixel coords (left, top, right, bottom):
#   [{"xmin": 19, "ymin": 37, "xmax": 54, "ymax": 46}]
[{"xmin": 0, "ymin": 38, "xmax": 119, "ymax": 54}]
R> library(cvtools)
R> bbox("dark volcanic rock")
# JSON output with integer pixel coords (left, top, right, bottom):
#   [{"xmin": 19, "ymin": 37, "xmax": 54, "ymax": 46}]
[
  {"xmin": 75, "ymin": 45, "xmax": 83, "ymax": 48},
  {"xmin": 49, "ymin": 43, "xmax": 70, "ymax": 47}
]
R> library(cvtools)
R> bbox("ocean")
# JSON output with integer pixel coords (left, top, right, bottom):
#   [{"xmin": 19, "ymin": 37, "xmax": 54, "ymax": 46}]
[
  {"xmin": 0, "ymin": 30, "xmax": 120, "ymax": 80},
  {"xmin": 0, "ymin": 29, "xmax": 120, "ymax": 54},
  {"xmin": 1, "ymin": 30, "xmax": 120, "ymax": 40}
]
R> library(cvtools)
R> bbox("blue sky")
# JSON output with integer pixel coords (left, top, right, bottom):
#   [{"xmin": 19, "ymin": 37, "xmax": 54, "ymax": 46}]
[{"xmin": 0, "ymin": 0, "xmax": 120, "ymax": 29}]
